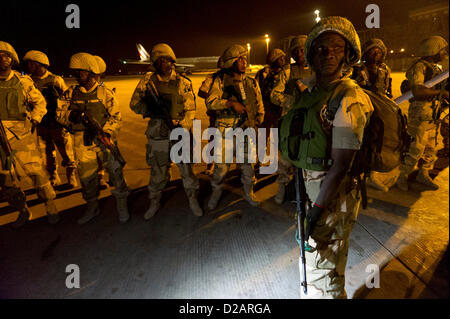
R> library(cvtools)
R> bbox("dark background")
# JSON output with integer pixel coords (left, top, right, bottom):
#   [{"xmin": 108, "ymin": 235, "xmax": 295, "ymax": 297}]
[{"xmin": 2, "ymin": 0, "xmax": 443, "ymax": 73}]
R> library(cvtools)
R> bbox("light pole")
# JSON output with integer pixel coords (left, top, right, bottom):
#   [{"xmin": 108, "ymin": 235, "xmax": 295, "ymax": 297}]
[
  {"xmin": 265, "ymin": 34, "xmax": 270, "ymax": 55},
  {"xmin": 314, "ymin": 10, "xmax": 321, "ymax": 23},
  {"xmin": 247, "ymin": 43, "xmax": 251, "ymax": 65}
]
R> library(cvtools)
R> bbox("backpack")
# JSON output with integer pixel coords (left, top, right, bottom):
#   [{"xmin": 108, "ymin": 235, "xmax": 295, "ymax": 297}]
[{"xmin": 280, "ymin": 80, "xmax": 412, "ymax": 208}]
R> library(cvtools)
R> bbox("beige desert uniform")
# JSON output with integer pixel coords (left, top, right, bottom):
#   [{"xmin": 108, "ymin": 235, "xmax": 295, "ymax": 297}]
[
  {"xmin": 0, "ymin": 41, "xmax": 58, "ymax": 226},
  {"xmin": 298, "ymin": 16, "xmax": 374, "ymax": 299},
  {"xmin": 22, "ymin": 50, "xmax": 77, "ymax": 188},
  {"xmin": 205, "ymin": 44, "xmax": 264, "ymax": 209},
  {"xmin": 397, "ymin": 36, "xmax": 449, "ymax": 191},
  {"xmin": 57, "ymin": 52, "xmax": 130, "ymax": 224},
  {"xmin": 130, "ymin": 43, "xmax": 202, "ymax": 218},
  {"xmin": 270, "ymin": 35, "xmax": 312, "ymax": 204}
]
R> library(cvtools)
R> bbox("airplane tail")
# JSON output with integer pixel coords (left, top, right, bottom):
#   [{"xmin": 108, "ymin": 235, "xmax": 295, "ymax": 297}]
[{"xmin": 136, "ymin": 43, "xmax": 150, "ymax": 61}]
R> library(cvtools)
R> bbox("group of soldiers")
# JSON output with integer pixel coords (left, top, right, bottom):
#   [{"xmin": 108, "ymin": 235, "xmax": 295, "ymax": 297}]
[{"xmin": 1, "ymin": 14, "xmax": 448, "ymax": 299}]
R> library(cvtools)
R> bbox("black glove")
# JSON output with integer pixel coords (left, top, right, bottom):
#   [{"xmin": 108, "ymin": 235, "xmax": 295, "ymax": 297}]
[{"xmin": 305, "ymin": 204, "xmax": 324, "ymax": 240}]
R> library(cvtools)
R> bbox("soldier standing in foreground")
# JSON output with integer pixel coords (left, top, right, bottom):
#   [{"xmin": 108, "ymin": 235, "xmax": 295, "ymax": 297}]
[
  {"xmin": 0, "ymin": 41, "xmax": 59, "ymax": 227},
  {"xmin": 205, "ymin": 44, "xmax": 264, "ymax": 210},
  {"xmin": 23, "ymin": 50, "xmax": 78, "ymax": 188},
  {"xmin": 57, "ymin": 52, "xmax": 131, "ymax": 224},
  {"xmin": 130, "ymin": 43, "xmax": 203, "ymax": 219}
]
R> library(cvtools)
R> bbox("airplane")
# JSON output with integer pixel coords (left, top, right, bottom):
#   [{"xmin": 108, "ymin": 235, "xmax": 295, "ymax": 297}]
[{"xmin": 120, "ymin": 43, "xmax": 220, "ymax": 73}]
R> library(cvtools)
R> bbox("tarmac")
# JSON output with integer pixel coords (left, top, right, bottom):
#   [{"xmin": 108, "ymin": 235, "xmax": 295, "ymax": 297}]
[{"xmin": 0, "ymin": 73, "xmax": 448, "ymax": 299}]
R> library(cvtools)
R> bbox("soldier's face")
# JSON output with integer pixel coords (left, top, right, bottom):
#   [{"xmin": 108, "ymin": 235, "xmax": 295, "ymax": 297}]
[
  {"xmin": 0, "ymin": 52, "xmax": 12, "ymax": 71},
  {"xmin": 274, "ymin": 56, "xmax": 286, "ymax": 69},
  {"xmin": 233, "ymin": 56, "xmax": 247, "ymax": 74},
  {"xmin": 311, "ymin": 32, "xmax": 346, "ymax": 77},
  {"xmin": 292, "ymin": 47, "xmax": 305, "ymax": 65},
  {"xmin": 365, "ymin": 47, "xmax": 383, "ymax": 64},
  {"xmin": 155, "ymin": 57, "xmax": 173, "ymax": 76},
  {"xmin": 76, "ymin": 70, "xmax": 95, "ymax": 87},
  {"xmin": 26, "ymin": 60, "xmax": 38, "ymax": 75}
]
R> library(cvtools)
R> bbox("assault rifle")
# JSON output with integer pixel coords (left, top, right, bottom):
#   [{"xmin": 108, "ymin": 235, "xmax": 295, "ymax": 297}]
[
  {"xmin": 143, "ymin": 80, "xmax": 175, "ymax": 131},
  {"xmin": 224, "ymin": 82, "xmax": 249, "ymax": 129},
  {"xmin": 80, "ymin": 112, "xmax": 126, "ymax": 167},
  {"xmin": 294, "ymin": 167, "xmax": 311, "ymax": 295}
]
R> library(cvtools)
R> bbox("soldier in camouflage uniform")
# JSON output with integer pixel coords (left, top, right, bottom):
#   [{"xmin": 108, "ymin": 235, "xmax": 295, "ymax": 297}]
[
  {"xmin": 93, "ymin": 55, "xmax": 109, "ymax": 189},
  {"xmin": 351, "ymin": 39, "xmax": 396, "ymax": 192},
  {"xmin": 0, "ymin": 41, "xmax": 59, "ymax": 227},
  {"xmin": 284, "ymin": 17, "xmax": 374, "ymax": 298},
  {"xmin": 23, "ymin": 50, "xmax": 78, "ymax": 188},
  {"xmin": 130, "ymin": 43, "xmax": 203, "ymax": 218},
  {"xmin": 57, "ymin": 52, "xmax": 131, "ymax": 224},
  {"xmin": 205, "ymin": 44, "xmax": 264, "ymax": 210},
  {"xmin": 270, "ymin": 36, "xmax": 313, "ymax": 204},
  {"xmin": 396, "ymin": 36, "xmax": 449, "ymax": 191}
]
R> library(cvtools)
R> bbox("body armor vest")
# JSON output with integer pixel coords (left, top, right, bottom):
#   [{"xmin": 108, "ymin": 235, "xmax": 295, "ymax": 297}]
[
  {"xmin": 69, "ymin": 85, "xmax": 109, "ymax": 131},
  {"xmin": 0, "ymin": 73, "xmax": 27, "ymax": 121},
  {"xmin": 33, "ymin": 73, "xmax": 61, "ymax": 125},
  {"xmin": 151, "ymin": 74, "xmax": 186, "ymax": 121}
]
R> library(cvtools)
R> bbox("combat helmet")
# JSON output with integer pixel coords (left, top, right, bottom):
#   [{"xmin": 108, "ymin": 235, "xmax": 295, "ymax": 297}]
[
  {"xmin": 362, "ymin": 38, "xmax": 387, "ymax": 60},
  {"xmin": 23, "ymin": 50, "xmax": 50, "ymax": 67},
  {"xmin": 150, "ymin": 43, "xmax": 176, "ymax": 64},
  {"xmin": 0, "ymin": 41, "xmax": 19, "ymax": 65},
  {"xmin": 418, "ymin": 36, "xmax": 448, "ymax": 57},
  {"xmin": 94, "ymin": 55, "xmax": 106, "ymax": 74},
  {"xmin": 305, "ymin": 16, "xmax": 361, "ymax": 67},
  {"xmin": 266, "ymin": 48, "xmax": 286, "ymax": 65},
  {"xmin": 69, "ymin": 52, "xmax": 101, "ymax": 74},
  {"xmin": 221, "ymin": 44, "xmax": 247, "ymax": 69}
]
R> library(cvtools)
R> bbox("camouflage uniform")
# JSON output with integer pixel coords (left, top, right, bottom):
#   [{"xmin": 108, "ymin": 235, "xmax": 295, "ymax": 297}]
[
  {"xmin": 397, "ymin": 36, "xmax": 449, "ymax": 191},
  {"xmin": 58, "ymin": 52, "xmax": 130, "ymax": 224},
  {"xmin": 270, "ymin": 36, "xmax": 312, "ymax": 204},
  {"xmin": 0, "ymin": 41, "xmax": 58, "ymax": 227},
  {"xmin": 297, "ymin": 17, "xmax": 374, "ymax": 299},
  {"xmin": 205, "ymin": 44, "xmax": 264, "ymax": 209},
  {"xmin": 130, "ymin": 44, "xmax": 202, "ymax": 218}
]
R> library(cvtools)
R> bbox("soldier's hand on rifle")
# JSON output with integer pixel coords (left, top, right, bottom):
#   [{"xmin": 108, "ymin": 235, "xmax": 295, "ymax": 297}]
[
  {"xmin": 305, "ymin": 204, "xmax": 324, "ymax": 240},
  {"xmin": 226, "ymin": 100, "xmax": 246, "ymax": 115},
  {"xmin": 99, "ymin": 132, "xmax": 114, "ymax": 148}
]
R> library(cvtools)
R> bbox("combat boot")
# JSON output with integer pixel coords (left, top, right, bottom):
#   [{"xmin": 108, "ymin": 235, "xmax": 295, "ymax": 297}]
[
  {"xmin": 66, "ymin": 167, "xmax": 78, "ymax": 188},
  {"xmin": 77, "ymin": 199, "xmax": 100, "ymax": 225},
  {"xmin": 207, "ymin": 186, "xmax": 223, "ymax": 210},
  {"xmin": 367, "ymin": 177, "xmax": 388, "ymax": 192},
  {"xmin": 45, "ymin": 199, "xmax": 60, "ymax": 225},
  {"xmin": 188, "ymin": 195, "xmax": 203, "ymax": 217},
  {"xmin": 12, "ymin": 206, "xmax": 31, "ymax": 229},
  {"xmin": 144, "ymin": 192, "xmax": 161, "ymax": 220},
  {"xmin": 115, "ymin": 193, "xmax": 130, "ymax": 223},
  {"xmin": 243, "ymin": 184, "xmax": 259, "ymax": 207},
  {"xmin": 49, "ymin": 171, "xmax": 61, "ymax": 186},
  {"xmin": 416, "ymin": 169, "xmax": 439, "ymax": 190},
  {"xmin": 396, "ymin": 174, "xmax": 409, "ymax": 191},
  {"xmin": 274, "ymin": 183, "xmax": 286, "ymax": 204}
]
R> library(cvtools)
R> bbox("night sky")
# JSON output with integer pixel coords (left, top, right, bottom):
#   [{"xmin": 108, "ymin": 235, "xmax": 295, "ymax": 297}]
[{"xmin": 3, "ymin": 0, "xmax": 443, "ymax": 73}]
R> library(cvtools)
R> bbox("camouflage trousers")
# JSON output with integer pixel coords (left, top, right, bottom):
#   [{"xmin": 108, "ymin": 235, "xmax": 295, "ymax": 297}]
[
  {"xmin": 300, "ymin": 169, "xmax": 361, "ymax": 299},
  {"xmin": 146, "ymin": 137, "xmax": 199, "ymax": 199},
  {"xmin": 1, "ymin": 130, "xmax": 55, "ymax": 207},
  {"xmin": 37, "ymin": 125, "xmax": 77, "ymax": 173},
  {"xmin": 72, "ymin": 132, "xmax": 130, "ymax": 201},
  {"xmin": 277, "ymin": 153, "xmax": 292, "ymax": 185},
  {"xmin": 400, "ymin": 118, "xmax": 438, "ymax": 175},
  {"xmin": 211, "ymin": 118, "xmax": 256, "ymax": 191}
]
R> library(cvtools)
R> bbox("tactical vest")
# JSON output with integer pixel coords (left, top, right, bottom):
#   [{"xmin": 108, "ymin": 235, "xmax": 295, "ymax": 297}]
[
  {"xmin": 151, "ymin": 73, "xmax": 187, "ymax": 121},
  {"xmin": 280, "ymin": 80, "xmax": 354, "ymax": 171},
  {"xmin": 69, "ymin": 85, "xmax": 109, "ymax": 131},
  {"xmin": 219, "ymin": 75, "xmax": 259, "ymax": 126},
  {"xmin": 33, "ymin": 73, "xmax": 61, "ymax": 124},
  {"xmin": 0, "ymin": 73, "xmax": 27, "ymax": 121},
  {"xmin": 406, "ymin": 59, "xmax": 443, "ymax": 100}
]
